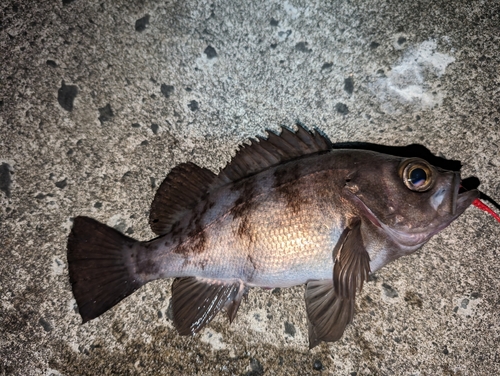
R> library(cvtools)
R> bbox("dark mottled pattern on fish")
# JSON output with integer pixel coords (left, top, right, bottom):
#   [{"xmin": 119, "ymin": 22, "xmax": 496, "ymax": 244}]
[
  {"xmin": 244, "ymin": 254, "xmax": 257, "ymax": 281},
  {"xmin": 230, "ymin": 177, "xmax": 259, "ymax": 246},
  {"xmin": 136, "ymin": 244, "xmax": 161, "ymax": 276},
  {"xmin": 172, "ymin": 198, "xmax": 215, "ymax": 255},
  {"xmin": 274, "ymin": 163, "xmax": 306, "ymax": 213},
  {"xmin": 230, "ymin": 177, "xmax": 258, "ymax": 219}
]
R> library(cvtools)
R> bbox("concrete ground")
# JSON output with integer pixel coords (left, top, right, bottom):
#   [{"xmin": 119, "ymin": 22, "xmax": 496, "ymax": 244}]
[{"xmin": 1, "ymin": 0, "xmax": 499, "ymax": 374}]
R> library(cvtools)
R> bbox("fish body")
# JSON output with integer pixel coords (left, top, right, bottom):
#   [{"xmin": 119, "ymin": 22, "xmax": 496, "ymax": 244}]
[{"xmin": 68, "ymin": 125, "xmax": 478, "ymax": 348}]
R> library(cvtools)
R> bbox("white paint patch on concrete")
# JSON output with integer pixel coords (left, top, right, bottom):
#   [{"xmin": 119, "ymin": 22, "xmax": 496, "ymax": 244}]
[
  {"xmin": 454, "ymin": 296, "xmax": 482, "ymax": 318},
  {"xmin": 283, "ymin": 1, "xmax": 301, "ymax": 19},
  {"xmin": 200, "ymin": 329, "xmax": 227, "ymax": 351},
  {"xmin": 245, "ymin": 308, "xmax": 268, "ymax": 333},
  {"xmin": 45, "ymin": 368, "xmax": 64, "ymax": 376},
  {"xmin": 51, "ymin": 256, "xmax": 65, "ymax": 276},
  {"xmin": 371, "ymin": 39, "xmax": 456, "ymax": 113}
]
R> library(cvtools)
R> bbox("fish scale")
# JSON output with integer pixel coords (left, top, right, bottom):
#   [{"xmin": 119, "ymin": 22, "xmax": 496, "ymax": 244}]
[{"xmin": 67, "ymin": 124, "xmax": 483, "ymax": 347}]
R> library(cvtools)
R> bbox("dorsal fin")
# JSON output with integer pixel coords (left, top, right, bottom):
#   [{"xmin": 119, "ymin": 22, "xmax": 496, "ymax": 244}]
[
  {"xmin": 218, "ymin": 123, "xmax": 332, "ymax": 182},
  {"xmin": 149, "ymin": 162, "xmax": 216, "ymax": 236},
  {"xmin": 150, "ymin": 124, "xmax": 331, "ymax": 236}
]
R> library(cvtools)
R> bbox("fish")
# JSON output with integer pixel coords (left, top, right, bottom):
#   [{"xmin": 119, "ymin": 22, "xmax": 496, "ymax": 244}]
[{"xmin": 67, "ymin": 124, "xmax": 481, "ymax": 348}]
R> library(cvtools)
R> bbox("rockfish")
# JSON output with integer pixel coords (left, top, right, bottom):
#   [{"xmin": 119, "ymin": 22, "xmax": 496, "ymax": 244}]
[{"xmin": 67, "ymin": 124, "xmax": 480, "ymax": 348}]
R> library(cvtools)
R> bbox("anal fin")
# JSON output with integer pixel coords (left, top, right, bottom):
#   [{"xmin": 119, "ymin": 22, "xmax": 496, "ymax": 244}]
[{"xmin": 171, "ymin": 277, "xmax": 246, "ymax": 335}]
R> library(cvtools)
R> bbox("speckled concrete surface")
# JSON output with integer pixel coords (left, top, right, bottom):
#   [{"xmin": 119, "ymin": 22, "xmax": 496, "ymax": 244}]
[{"xmin": 1, "ymin": 0, "xmax": 499, "ymax": 375}]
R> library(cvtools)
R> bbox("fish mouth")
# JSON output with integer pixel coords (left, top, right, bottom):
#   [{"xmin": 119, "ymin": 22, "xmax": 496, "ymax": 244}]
[{"xmin": 348, "ymin": 187, "xmax": 479, "ymax": 248}]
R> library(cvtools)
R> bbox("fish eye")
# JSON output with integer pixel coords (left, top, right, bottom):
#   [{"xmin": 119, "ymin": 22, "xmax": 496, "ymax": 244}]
[{"xmin": 399, "ymin": 159, "xmax": 434, "ymax": 192}]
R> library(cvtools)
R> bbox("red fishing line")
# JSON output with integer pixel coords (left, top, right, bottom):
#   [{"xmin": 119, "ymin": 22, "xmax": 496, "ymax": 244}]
[{"xmin": 472, "ymin": 198, "xmax": 500, "ymax": 223}]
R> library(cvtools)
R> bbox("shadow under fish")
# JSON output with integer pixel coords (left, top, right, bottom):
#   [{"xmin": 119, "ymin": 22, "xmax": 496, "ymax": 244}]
[{"xmin": 67, "ymin": 124, "xmax": 498, "ymax": 348}]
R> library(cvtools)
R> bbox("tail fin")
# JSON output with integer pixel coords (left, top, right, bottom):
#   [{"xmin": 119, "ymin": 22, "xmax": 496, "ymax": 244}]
[{"xmin": 67, "ymin": 216, "xmax": 144, "ymax": 323}]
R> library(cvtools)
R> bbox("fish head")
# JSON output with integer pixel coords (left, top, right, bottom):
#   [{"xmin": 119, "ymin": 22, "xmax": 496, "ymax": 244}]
[{"xmin": 344, "ymin": 152, "xmax": 479, "ymax": 249}]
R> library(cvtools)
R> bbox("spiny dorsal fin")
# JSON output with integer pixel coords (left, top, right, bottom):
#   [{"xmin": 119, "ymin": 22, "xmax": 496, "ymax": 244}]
[
  {"xmin": 150, "ymin": 125, "xmax": 331, "ymax": 236},
  {"xmin": 149, "ymin": 162, "xmax": 216, "ymax": 236},
  {"xmin": 218, "ymin": 124, "xmax": 332, "ymax": 182}
]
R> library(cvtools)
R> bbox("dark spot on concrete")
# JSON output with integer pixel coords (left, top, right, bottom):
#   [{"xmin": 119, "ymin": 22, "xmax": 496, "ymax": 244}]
[
  {"xmin": 57, "ymin": 81, "xmax": 78, "ymax": 111},
  {"xmin": 460, "ymin": 298, "xmax": 469, "ymax": 309},
  {"xmin": 157, "ymin": 310, "xmax": 163, "ymax": 319},
  {"xmin": 382, "ymin": 283, "xmax": 398, "ymax": 298},
  {"xmin": 98, "ymin": 104, "xmax": 113, "ymax": 124},
  {"xmin": 416, "ymin": 115, "xmax": 421, "ymax": 121},
  {"xmin": 313, "ymin": 360, "xmax": 323, "ymax": 371},
  {"xmin": 39, "ymin": 317, "xmax": 52, "ymax": 332},
  {"xmin": 369, "ymin": 41, "xmax": 380, "ymax": 49},
  {"xmin": 151, "ymin": 123, "xmax": 159, "ymax": 134},
  {"xmin": 185, "ymin": 87, "xmax": 192, "ymax": 92},
  {"xmin": 55, "ymin": 178, "xmax": 67, "ymax": 189},
  {"xmin": 35, "ymin": 193, "xmax": 46, "ymax": 200},
  {"xmin": 405, "ymin": 125, "xmax": 413, "ymax": 131},
  {"xmin": 166, "ymin": 299, "xmax": 173, "ymax": 321},
  {"xmin": 397, "ymin": 36, "xmax": 407, "ymax": 45},
  {"xmin": 141, "ymin": 140, "xmax": 149, "ymax": 146},
  {"xmin": 284, "ymin": 321, "xmax": 296, "ymax": 337},
  {"xmin": 278, "ymin": 30, "xmax": 292, "ymax": 38},
  {"xmin": 404, "ymin": 290, "xmax": 423, "ymax": 308},
  {"xmin": 188, "ymin": 100, "xmax": 199, "ymax": 111},
  {"xmin": 94, "ymin": 202, "xmax": 102, "ymax": 208},
  {"xmin": 295, "ymin": 41, "xmax": 311, "ymax": 53},
  {"xmin": 246, "ymin": 358, "xmax": 264, "ymax": 376},
  {"xmin": 135, "ymin": 15, "xmax": 150, "ymax": 32},
  {"xmin": 272, "ymin": 287, "xmax": 281, "ymax": 295},
  {"xmin": 113, "ymin": 220, "xmax": 127, "ymax": 234},
  {"xmin": 131, "ymin": 123, "xmax": 141, "ymax": 128},
  {"xmin": 160, "ymin": 84, "xmax": 174, "ymax": 98},
  {"xmin": 443, "ymin": 346, "xmax": 449, "ymax": 355},
  {"xmin": 270, "ymin": 18, "xmax": 279, "ymax": 26},
  {"xmin": 344, "ymin": 77, "xmax": 354, "ymax": 95},
  {"xmin": 335, "ymin": 102, "xmax": 349, "ymax": 115},
  {"xmin": 270, "ymin": 43, "xmax": 277, "ymax": 49},
  {"xmin": 321, "ymin": 62, "xmax": 333, "ymax": 70},
  {"xmin": 62, "ymin": 0, "xmax": 76, "ymax": 5},
  {"xmin": 150, "ymin": 177, "xmax": 156, "ymax": 188},
  {"xmin": 125, "ymin": 227, "xmax": 134, "ymax": 235},
  {"xmin": 0, "ymin": 163, "xmax": 13, "ymax": 198},
  {"xmin": 46, "ymin": 60, "xmax": 57, "ymax": 68},
  {"xmin": 204, "ymin": 45, "xmax": 217, "ymax": 59}
]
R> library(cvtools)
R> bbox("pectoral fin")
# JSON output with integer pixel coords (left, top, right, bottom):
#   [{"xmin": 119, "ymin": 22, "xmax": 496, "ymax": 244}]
[
  {"xmin": 305, "ymin": 219, "xmax": 371, "ymax": 348},
  {"xmin": 171, "ymin": 277, "xmax": 246, "ymax": 335},
  {"xmin": 333, "ymin": 218, "xmax": 371, "ymax": 298},
  {"xmin": 305, "ymin": 279, "xmax": 354, "ymax": 349}
]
